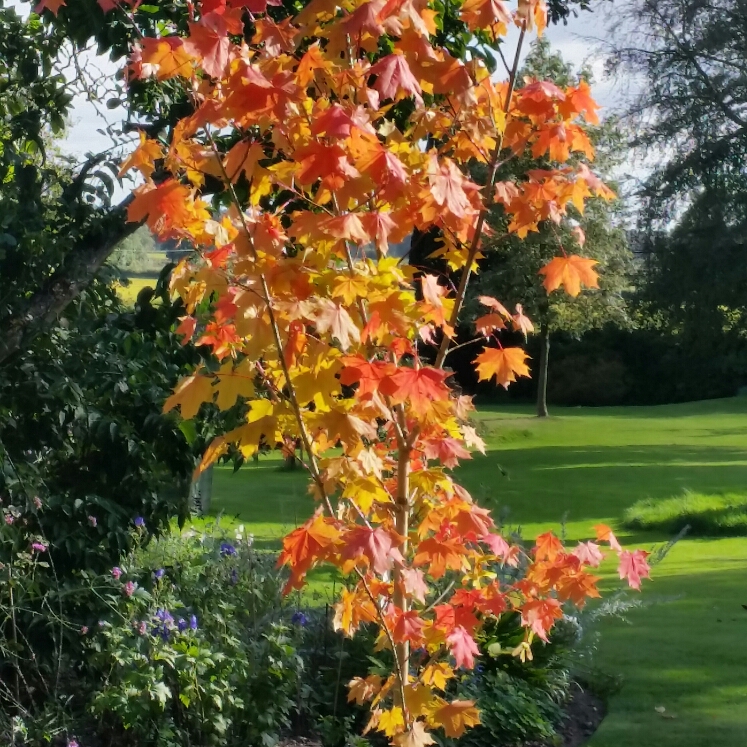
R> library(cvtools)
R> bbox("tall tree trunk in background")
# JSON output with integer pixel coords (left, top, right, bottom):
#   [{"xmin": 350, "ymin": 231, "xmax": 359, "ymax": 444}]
[{"xmin": 536, "ymin": 323, "xmax": 550, "ymax": 418}]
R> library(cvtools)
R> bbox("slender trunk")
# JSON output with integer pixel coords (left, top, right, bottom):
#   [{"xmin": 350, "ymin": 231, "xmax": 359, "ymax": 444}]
[
  {"xmin": 536, "ymin": 323, "xmax": 550, "ymax": 418},
  {"xmin": 393, "ymin": 438, "xmax": 410, "ymax": 702}
]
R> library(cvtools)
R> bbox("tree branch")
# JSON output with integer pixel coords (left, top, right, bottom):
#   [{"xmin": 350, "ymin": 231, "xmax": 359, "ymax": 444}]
[{"xmin": 0, "ymin": 195, "xmax": 138, "ymax": 367}]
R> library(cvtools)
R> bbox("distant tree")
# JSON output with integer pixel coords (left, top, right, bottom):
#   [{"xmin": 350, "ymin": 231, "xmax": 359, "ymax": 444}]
[
  {"xmin": 609, "ymin": 0, "xmax": 747, "ymax": 375},
  {"xmin": 469, "ymin": 39, "xmax": 633, "ymax": 416}
]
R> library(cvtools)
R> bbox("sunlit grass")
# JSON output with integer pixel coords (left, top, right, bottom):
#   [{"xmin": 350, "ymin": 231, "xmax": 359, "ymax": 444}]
[
  {"xmin": 625, "ymin": 490, "xmax": 747, "ymax": 536},
  {"xmin": 210, "ymin": 397, "xmax": 747, "ymax": 747}
]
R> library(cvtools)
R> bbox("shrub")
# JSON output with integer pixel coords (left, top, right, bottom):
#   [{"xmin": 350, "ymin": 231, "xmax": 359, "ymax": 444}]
[
  {"xmin": 86, "ymin": 523, "xmax": 301, "ymax": 747},
  {"xmin": 624, "ymin": 490, "xmax": 747, "ymax": 536},
  {"xmin": 1, "ymin": 521, "xmax": 301, "ymax": 747}
]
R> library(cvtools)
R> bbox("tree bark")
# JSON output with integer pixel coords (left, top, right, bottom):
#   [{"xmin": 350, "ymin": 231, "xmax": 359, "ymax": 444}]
[
  {"xmin": 0, "ymin": 195, "xmax": 139, "ymax": 368},
  {"xmin": 536, "ymin": 323, "xmax": 550, "ymax": 418}
]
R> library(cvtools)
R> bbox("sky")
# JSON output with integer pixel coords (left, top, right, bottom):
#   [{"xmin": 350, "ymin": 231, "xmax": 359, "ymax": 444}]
[{"xmin": 60, "ymin": 4, "xmax": 632, "ymax": 160}]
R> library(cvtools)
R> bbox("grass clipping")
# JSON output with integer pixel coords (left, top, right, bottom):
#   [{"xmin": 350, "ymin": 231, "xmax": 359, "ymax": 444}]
[{"xmin": 624, "ymin": 490, "xmax": 747, "ymax": 537}]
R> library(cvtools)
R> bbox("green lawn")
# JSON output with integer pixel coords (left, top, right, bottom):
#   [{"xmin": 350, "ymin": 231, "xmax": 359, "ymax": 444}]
[{"xmin": 210, "ymin": 397, "xmax": 747, "ymax": 747}]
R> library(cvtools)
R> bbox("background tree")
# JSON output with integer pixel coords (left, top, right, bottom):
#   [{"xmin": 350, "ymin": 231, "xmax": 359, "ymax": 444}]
[
  {"xmin": 469, "ymin": 39, "xmax": 632, "ymax": 416},
  {"xmin": 608, "ymin": 0, "xmax": 747, "ymax": 397}
]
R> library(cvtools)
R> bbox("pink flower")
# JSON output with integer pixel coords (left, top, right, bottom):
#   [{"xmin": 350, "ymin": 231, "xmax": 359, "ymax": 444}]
[
  {"xmin": 111, "ymin": 567, "xmax": 122, "ymax": 580},
  {"xmin": 4, "ymin": 514, "xmax": 13, "ymax": 525},
  {"xmin": 80, "ymin": 626, "xmax": 89, "ymax": 635},
  {"xmin": 31, "ymin": 542, "xmax": 47, "ymax": 553},
  {"xmin": 138, "ymin": 620, "xmax": 147, "ymax": 635},
  {"xmin": 68, "ymin": 739, "xmax": 80, "ymax": 747},
  {"xmin": 88, "ymin": 515, "xmax": 97, "ymax": 527},
  {"xmin": 123, "ymin": 581, "xmax": 136, "ymax": 597},
  {"xmin": 33, "ymin": 497, "xmax": 42, "ymax": 509}
]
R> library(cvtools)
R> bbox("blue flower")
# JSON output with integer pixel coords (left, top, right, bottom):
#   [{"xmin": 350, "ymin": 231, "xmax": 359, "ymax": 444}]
[
  {"xmin": 291, "ymin": 611, "xmax": 308, "ymax": 627},
  {"xmin": 134, "ymin": 516, "xmax": 145, "ymax": 528},
  {"xmin": 154, "ymin": 568, "xmax": 165, "ymax": 580},
  {"xmin": 189, "ymin": 614, "xmax": 198, "ymax": 630},
  {"xmin": 178, "ymin": 618, "xmax": 187, "ymax": 632},
  {"xmin": 220, "ymin": 542, "xmax": 236, "ymax": 557}
]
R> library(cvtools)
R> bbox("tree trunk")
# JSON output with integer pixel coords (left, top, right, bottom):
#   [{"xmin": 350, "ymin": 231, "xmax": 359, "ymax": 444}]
[
  {"xmin": 536, "ymin": 323, "xmax": 550, "ymax": 418},
  {"xmin": 189, "ymin": 464, "xmax": 214, "ymax": 516}
]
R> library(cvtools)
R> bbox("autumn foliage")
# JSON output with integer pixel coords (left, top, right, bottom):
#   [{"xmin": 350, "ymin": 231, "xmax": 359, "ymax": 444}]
[{"xmin": 58, "ymin": 0, "xmax": 650, "ymax": 740}]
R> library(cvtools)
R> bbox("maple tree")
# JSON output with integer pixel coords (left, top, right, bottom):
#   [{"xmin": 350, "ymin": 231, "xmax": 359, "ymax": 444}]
[{"xmin": 51, "ymin": 0, "xmax": 652, "ymax": 741}]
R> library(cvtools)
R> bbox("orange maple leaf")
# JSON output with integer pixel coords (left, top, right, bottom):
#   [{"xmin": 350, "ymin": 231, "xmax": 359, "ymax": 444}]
[
  {"xmin": 379, "ymin": 367, "xmax": 451, "ymax": 414},
  {"xmin": 278, "ymin": 513, "xmax": 341, "ymax": 591},
  {"xmin": 459, "ymin": 0, "xmax": 511, "ymax": 34},
  {"xmin": 429, "ymin": 699, "xmax": 481, "ymax": 737},
  {"xmin": 474, "ymin": 347, "xmax": 530, "ymax": 388},
  {"xmin": 539, "ymin": 255, "xmax": 599, "ymax": 297},
  {"xmin": 119, "ymin": 132, "xmax": 163, "ymax": 179}
]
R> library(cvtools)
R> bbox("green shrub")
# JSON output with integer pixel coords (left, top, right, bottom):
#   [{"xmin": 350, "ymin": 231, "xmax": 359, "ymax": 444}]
[
  {"xmin": 1, "ymin": 522, "xmax": 301, "ymax": 747},
  {"xmin": 624, "ymin": 491, "xmax": 747, "ymax": 536},
  {"xmin": 86, "ymin": 523, "xmax": 301, "ymax": 747}
]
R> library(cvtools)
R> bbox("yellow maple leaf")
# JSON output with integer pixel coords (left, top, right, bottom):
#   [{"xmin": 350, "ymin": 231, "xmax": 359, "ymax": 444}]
[
  {"xmin": 163, "ymin": 374, "xmax": 214, "ymax": 419},
  {"xmin": 393, "ymin": 721, "xmax": 435, "ymax": 747},
  {"xmin": 378, "ymin": 707, "xmax": 405, "ymax": 737},
  {"xmin": 215, "ymin": 360, "xmax": 256, "ymax": 410}
]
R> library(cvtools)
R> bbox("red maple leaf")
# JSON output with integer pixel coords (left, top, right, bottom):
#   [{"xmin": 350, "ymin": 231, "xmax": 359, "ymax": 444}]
[
  {"xmin": 369, "ymin": 53, "xmax": 422, "ymax": 104},
  {"xmin": 391, "ymin": 608, "xmax": 425, "ymax": 645},
  {"xmin": 593, "ymin": 523, "xmax": 622, "ymax": 552},
  {"xmin": 618, "ymin": 549, "xmax": 650, "ymax": 591},
  {"xmin": 572, "ymin": 541, "xmax": 604, "ymax": 568},
  {"xmin": 446, "ymin": 626, "xmax": 480, "ymax": 669},
  {"xmin": 341, "ymin": 526, "xmax": 404, "ymax": 575},
  {"xmin": 34, "ymin": 0, "xmax": 66, "ymax": 15}
]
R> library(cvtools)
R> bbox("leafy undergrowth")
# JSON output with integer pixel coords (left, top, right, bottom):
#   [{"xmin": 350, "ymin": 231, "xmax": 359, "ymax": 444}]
[
  {"xmin": 211, "ymin": 398, "xmax": 747, "ymax": 747},
  {"xmin": 624, "ymin": 490, "xmax": 747, "ymax": 536}
]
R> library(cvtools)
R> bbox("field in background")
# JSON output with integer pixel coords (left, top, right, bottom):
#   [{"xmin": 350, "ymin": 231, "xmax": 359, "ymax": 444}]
[
  {"xmin": 116, "ymin": 275, "xmax": 159, "ymax": 306},
  {"xmin": 210, "ymin": 398, "xmax": 747, "ymax": 747}
]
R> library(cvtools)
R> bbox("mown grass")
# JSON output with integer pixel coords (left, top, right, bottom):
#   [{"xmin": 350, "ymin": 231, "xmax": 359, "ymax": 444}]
[
  {"xmin": 625, "ymin": 490, "xmax": 747, "ymax": 536},
  {"xmin": 209, "ymin": 397, "xmax": 747, "ymax": 747}
]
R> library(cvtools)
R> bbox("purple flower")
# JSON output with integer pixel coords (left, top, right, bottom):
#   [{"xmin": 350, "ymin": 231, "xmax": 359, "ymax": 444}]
[
  {"xmin": 123, "ymin": 581, "xmax": 136, "ymax": 597},
  {"xmin": 291, "ymin": 611, "xmax": 308, "ymax": 627},
  {"xmin": 31, "ymin": 542, "xmax": 47, "ymax": 553},
  {"xmin": 88, "ymin": 515, "xmax": 97, "ymax": 528},
  {"xmin": 189, "ymin": 614, "xmax": 198, "ymax": 630},
  {"xmin": 134, "ymin": 516, "xmax": 145, "ymax": 528},
  {"xmin": 154, "ymin": 568, "xmax": 165, "ymax": 580},
  {"xmin": 111, "ymin": 567, "xmax": 122, "ymax": 580},
  {"xmin": 220, "ymin": 542, "xmax": 236, "ymax": 557},
  {"xmin": 230, "ymin": 568, "xmax": 239, "ymax": 585},
  {"xmin": 68, "ymin": 739, "xmax": 80, "ymax": 747},
  {"xmin": 178, "ymin": 617, "xmax": 187, "ymax": 632}
]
